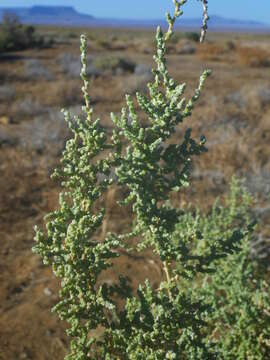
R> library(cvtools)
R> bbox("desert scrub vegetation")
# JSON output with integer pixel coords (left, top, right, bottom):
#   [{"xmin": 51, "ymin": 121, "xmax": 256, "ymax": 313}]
[
  {"xmin": 169, "ymin": 31, "xmax": 200, "ymax": 44},
  {"xmin": 32, "ymin": 0, "xmax": 270, "ymax": 359},
  {"xmin": 0, "ymin": 12, "xmax": 52, "ymax": 53},
  {"xmin": 236, "ymin": 46, "xmax": 270, "ymax": 68},
  {"xmin": 58, "ymin": 52, "xmax": 140, "ymax": 79}
]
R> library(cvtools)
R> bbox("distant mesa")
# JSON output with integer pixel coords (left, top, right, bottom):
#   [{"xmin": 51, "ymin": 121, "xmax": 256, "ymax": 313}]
[
  {"xmin": 0, "ymin": 5, "xmax": 269, "ymax": 31},
  {"xmin": 0, "ymin": 6, "xmax": 95, "ymax": 26},
  {"xmin": 29, "ymin": 6, "xmax": 79, "ymax": 16}
]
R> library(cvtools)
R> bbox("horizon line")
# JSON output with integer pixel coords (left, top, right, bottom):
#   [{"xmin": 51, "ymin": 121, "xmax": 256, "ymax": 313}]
[{"xmin": 0, "ymin": 5, "xmax": 269, "ymax": 27}]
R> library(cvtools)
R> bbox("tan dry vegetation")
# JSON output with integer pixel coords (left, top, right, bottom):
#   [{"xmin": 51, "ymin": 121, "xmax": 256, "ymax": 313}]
[
  {"xmin": 236, "ymin": 45, "xmax": 270, "ymax": 67},
  {"xmin": 0, "ymin": 27, "xmax": 270, "ymax": 359},
  {"xmin": 196, "ymin": 41, "xmax": 227, "ymax": 61}
]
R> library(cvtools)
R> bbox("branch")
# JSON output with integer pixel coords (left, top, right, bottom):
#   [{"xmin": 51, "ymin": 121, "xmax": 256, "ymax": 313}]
[
  {"xmin": 165, "ymin": 0, "xmax": 187, "ymax": 41},
  {"xmin": 200, "ymin": 0, "xmax": 209, "ymax": 43},
  {"xmin": 165, "ymin": 0, "xmax": 210, "ymax": 43}
]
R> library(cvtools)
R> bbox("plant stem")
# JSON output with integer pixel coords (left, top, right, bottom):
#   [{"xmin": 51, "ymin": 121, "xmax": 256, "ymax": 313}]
[{"xmin": 163, "ymin": 260, "xmax": 173, "ymax": 301}]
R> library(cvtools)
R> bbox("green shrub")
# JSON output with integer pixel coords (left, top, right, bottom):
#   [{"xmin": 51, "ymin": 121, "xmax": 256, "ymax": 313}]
[
  {"xmin": 172, "ymin": 177, "xmax": 270, "ymax": 359},
  {"xmin": 94, "ymin": 55, "xmax": 135, "ymax": 74},
  {"xmin": 170, "ymin": 31, "xmax": 200, "ymax": 44},
  {"xmin": 95, "ymin": 38, "xmax": 111, "ymax": 49},
  {"xmin": 0, "ymin": 12, "xmax": 51, "ymax": 53},
  {"xmin": 67, "ymin": 31, "xmax": 79, "ymax": 39},
  {"xmin": 32, "ymin": 1, "xmax": 269, "ymax": 359},
  {"xmin": 0, "ymin": 31, "xmax": 9, "ymax": 52}
]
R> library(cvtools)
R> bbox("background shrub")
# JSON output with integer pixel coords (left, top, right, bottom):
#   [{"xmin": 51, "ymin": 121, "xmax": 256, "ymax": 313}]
[
  {"xmin": 94, "ymin": 55, "xmax": 136, "ymax": 75},
  {"xmin": 0, "ymin": 84, "xmax": 15, "ymax": 101},
  {"xmin": 58, "ymin": 53, "xmax": 136, "ymax": 78},
  {"xmin": 170, "ymin": 31, "xmax": 200, "ymax": 44},
  {"xmin": 0, "ymin": 12, "xmax": 51, "ymax": 53},
  {"xmin": 24, "ymin": 59, "xmax": 53, "ymax": 81}
]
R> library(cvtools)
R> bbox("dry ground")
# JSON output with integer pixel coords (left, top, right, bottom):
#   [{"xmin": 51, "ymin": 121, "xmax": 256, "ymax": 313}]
[{"xmin": 0, "ymin": 27, "xmax": 270, "ymax": 359}]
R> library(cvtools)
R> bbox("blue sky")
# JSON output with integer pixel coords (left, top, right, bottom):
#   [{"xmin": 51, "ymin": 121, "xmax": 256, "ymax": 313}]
[{"xmin": 1, "ymin": 1, "xmax": 270, "ymax": 24}]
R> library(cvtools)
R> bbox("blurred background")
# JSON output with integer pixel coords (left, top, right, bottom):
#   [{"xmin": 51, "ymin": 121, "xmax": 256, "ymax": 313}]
[{"xmin": 0, "ymin": 1, "xmax": 270, "ymax": 359}]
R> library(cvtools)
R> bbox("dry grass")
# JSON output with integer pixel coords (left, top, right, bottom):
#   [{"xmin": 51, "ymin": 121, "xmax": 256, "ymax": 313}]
[
  {"xmin": 236, "ymin": 46, "xmax": 270, "ymax": 67},
  {"xmin": 44, "ymin": 79, "xmax": 83, "ymax": 107},
  {"xmin": 196, "ymin": 41, "xmax": 226, "ymax": 61}
]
